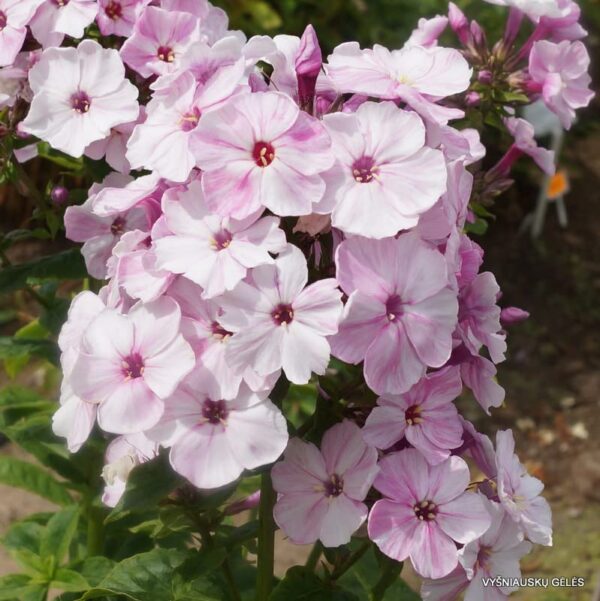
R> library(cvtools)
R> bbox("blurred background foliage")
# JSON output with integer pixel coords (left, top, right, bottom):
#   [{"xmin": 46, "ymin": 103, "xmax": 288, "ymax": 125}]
[{"xmin": 216, "ymin": 0, "xmax": 600, "ymax": 55}]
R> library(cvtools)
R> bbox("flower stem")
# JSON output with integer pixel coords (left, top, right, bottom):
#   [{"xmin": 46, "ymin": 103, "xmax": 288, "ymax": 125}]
[
  {"xmin": 305, "ymin": 541, "xmax": 322, "ymax": 572},
  {"xmin": 255, "ymin": 472, "xmax": 276, "ymax": 600},
  {"xmin": 329, "ymin": 541, "xmax": 370, "ymax": 581}
]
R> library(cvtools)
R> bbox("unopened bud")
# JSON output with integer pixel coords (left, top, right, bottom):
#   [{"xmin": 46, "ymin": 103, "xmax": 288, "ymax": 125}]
[
  {"xmin": 296, "ymin": 24, "xmax": 322, "ymax": 111},
  {"xmin": 50, "ymin": 186, "xmax": 69, "ymax": 206},
  {"xmin": 466, "ymin": 91, "xmax": 481, "ymax": 107},
  {"xmin": 501, "ymin": 307, "xmax": 530, "ymax": 325},
  {"xmin": 478, "ymin": 70, "xmax": 493, "ymax": 85},
  {"xmin": 448, "ymin": 2, "xmax": 470, "ymax": 45}
]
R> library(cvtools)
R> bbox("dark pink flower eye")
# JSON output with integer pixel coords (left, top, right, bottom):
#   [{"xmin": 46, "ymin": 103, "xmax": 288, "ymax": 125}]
[
  {"xmin": 413, "ymin": 500, "xmax": 438, "ymax": 522},
  {"xmin": 157, "ymin": 46, "xmax": 174, "ymax": 63},
  {"xmin": 70, "ymin": 91, "xmax": 91, "ymax": 114},
  {"xmin": 272, "ymin": 304, "xmax": 294, "ymax": 325},
  {"xmin": 352, "ymin": 156, "xmax": 379, "ymax": 183},
  {"xmin": 253, "ymin": 141, "xmax": 275, "ymax": 167},
  {"xmin": 324, "ymin": 474, "xmax": 344, "ymax": 497},
  {"xmin": 122, "ymin": 353, "xmax": 144, "ymax": 379},
  {"xmin": 104, "ymin": 1, "xmax": 123, "ymax": 20},
  {"xmin": 0, "ymin": 11, "xmax": 7, "ymax": 31},
  {"xmin": 202, "ymin": 399, "xmax": 229, "ymax": 425}
]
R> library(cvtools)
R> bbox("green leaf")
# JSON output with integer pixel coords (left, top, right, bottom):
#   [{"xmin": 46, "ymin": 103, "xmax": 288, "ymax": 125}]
[
  {"xmin": 52, "ymin": 569, "xmax": 90, "ymax": 593},
  {"xmin": 0, "ymin": 336, "xmax": 59, "ymax": 365},
  {"xmin": 0, "ymin": 248, "xmax": 86, "ymax": 294},
  {"xmin": 0, "ymin": 574, "xmax": 32, "ymax": 600},
  {"xmin": 40, "ymin": 506, "xmax": 79, "ymax": 566},
  {"xmin": 77, "ymin": 548, "xmax": 188, "ymax": 600},
  {"xmin": 79, "ymin": 557, "xmax": 116, "ymax": 587},
  {"xmin": 0, "ymin": 455, "xmax": 72, "ymax": 505},
  {"xmin": 270, "ymin": 567, "xmax": 360, "ymax": 601},
  {"xmin": 3, "ymin": 520, "xmax": 45, "ymax": 554},
  {"xmin": 105, "ymin": 451, "xmax": 183, "ymax": 523},
  {"xmin": 338, "ymin": 547, "xmax": 419, "ymax": 601}
]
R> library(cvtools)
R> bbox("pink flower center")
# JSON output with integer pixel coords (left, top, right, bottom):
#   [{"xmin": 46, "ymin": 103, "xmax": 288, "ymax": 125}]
[
  {"xmin": 202, "ymin": 399, "xmax": 229, "ymax": 425},
  {"xmin": 324, "ymin": 474, "xmax": 344, "ymax": 497},
  {"xmin": 180, "ymin": 108, "xmax": 201, "ymax": 132},
  {"xmin": 211, "ymin": 229, "xmax": 233, "ymax": 251},
  {"xmin": 352, "ymin": 156, "xmax": 379, "ymax": 184},
  {"xmin": 52, "ymin": 0, "xmax": 70, "ymax": 6},
  {"xmin": 71, "ymin": 91, "xmax": 91, "ymax": 114},
  {"xmin": 253, "ymin": 141, "xmax": 275, "ymax": 168},
  {"xmin": 104, "ymin": 1, "xmax": 122, "ymax": 19},
  {"xmin": 122, "ymin": 353, "xmax": 144, "ymax": 379},
  {"xmin": 0, "ymin": 11, "xmax": 7, "ymax": 30},
  {"xmin": 272, "ymin": 304, "xmax": 294, "ymax": 326},
  {"xmin": 413, "ymin": 500, "xmax": 437, "ymax": 522},
  {"xmin": 404, "ymin": 405, "xmax": 423, "ymax": 426},
  {"xmin": 157, "ymin": 46, "xmax": 175, "ymax": 63},
  {"xmin": 110, "ymin": 216, "xmax": 126, "ymax": 236},
  {"xmin": 385, "ymin": 295, "xmax": 404, "ymax": 322},
  {"xmin": 211, "ymin": 322, "xmax": 233, "ymax": 340}
]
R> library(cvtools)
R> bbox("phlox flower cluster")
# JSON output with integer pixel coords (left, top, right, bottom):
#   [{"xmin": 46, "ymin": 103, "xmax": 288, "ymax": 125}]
[{"xmin": 3, "ymin": 0, "xmax": 593, "ymax": 596}]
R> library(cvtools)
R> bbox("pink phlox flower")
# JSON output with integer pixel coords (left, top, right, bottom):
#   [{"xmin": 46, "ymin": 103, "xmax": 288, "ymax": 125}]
[
  {"xmin": 326, "ymin": 42, "xmax": 472, "ymax": 124},
  {"xmin": 21, "ymin": 40, "xmax": 139, "ymax": 158},
  {"xmin": 427, "ymin": 124, "xmax": 486, "ymax": 166},
  {"xmin": 406, "ymin": 15, "xmax": 449, "ymax": 48},
  {"xmin": 85, "ymin": 107, "xmax": 145, "ymax": 174},
  {"xmin": 153, "ymin": 178, "xmax": 286, "ymax": 298},
  {"xmin": 127, "ymin": 63, "xmax": 244, "ymax": 182},
  {"xmin": 30, "ymin": 0, "xmax": 98, "ymax": 48},
  {"xmin": 69, "ymin": 297, "xmax": 195, "ymax": 435},
  {"xmin": 191, "ymin": 90, "xmax": 334, "ymax": 219},
  {"xmin": 495, "ymin": 430, "xmax": 553, "ymax": 545},
  {"xmin": 219, "ymin": 244, "xmax": 343, "ymax": 385},
  {"xmin": 505, "ymin": 117, "xmax": 555, "ymax": 175},
  {"xmin": 319, "ymin": 101, "xmax": 447, "ymax": 238},
  {"xmin": 421, "ymin": 498, "xmax": 532, "ymax": 600},
  {"xmin": 331, "ymin": 234, "xmax": 458, "ymax": 395},
  {"xmin": 363, "ymin": 366, "xmax": 464, "ymax": 465},
  {"xmin": 458, "ymin": 272, "xmax": 507, "ymax": 364},
  {"xmin": 92, "ymin": 172, "xmax": 166, "ymax": 217},
  {"xmin": 97, "ymin": 0, "xmax": 151, "ymax": 37},
  {"xmin": 272, "ymin": 420, "xmax": 379, "ymax": 547},
  {"xmin": 368, "ymin": 449, "xmax": 492, "ymax": 579},
  {"xmin": 53, "ymin": 291, "xmax": 107, "ymax": 453},
  {"xmin": 101, "ymin": 432, "xmax": 159, "ymax": 506},
  {"xmin": 484, "ymin": 0, "xmax": 572, "ymax": 21},
  {"xmin": 147, "ymin": 371, "xmax": 288, "ymax": 489},
  {"xmin": 120, "ymin": 6, "xmax": 201, "ymax": 78},
  {"xmin": 160, "ymin": 0, "xmax": 231, "ymax": 46},
  {"xmin": 449, "ymin": 343, "xmax": 506, "ymax": 414},
  {"xmin": 445, "ymin": 230, "xmax": 485, "ymax": 291},
  {"xmin": 0, "ymin": 0, "xmax": 44, "ymax": 67},
  {"xmin": 165, "ymin": 278, "xmax": 278, "ymax": 399},
  {"xmin": 112, "ymin": 230, "xmax": 175, "ymax": 303},
  {"xmin": 417, "ymin": 161, "xmax": 473, "ymax": 243},
  {"xmin": 64, "ymin": 173, "xmax": 154, "ymax": 279},
  {"xmin": 528, "ymin": 40, "xmax": 594, "ymax": 129}
]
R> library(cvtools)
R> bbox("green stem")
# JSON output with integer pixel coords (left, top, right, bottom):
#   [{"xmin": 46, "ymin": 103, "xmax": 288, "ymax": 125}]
[
  {"xmin": 86, "ymin": 505, "xmax": 105, "ymax": 557},
  {"xmin": 329, "ymin": 541, "xmax": 370, "ymax": 581},
  {"xmin": 370, "ymin": 561, "xmax": 403, "ymax": 601},
  {"xmin": 255, "ymin": 472, "xmax": 276, "ymax": 600},
  {"xmin": 305, "ymin": 542, "xmax": 322, "ymax": 572}
]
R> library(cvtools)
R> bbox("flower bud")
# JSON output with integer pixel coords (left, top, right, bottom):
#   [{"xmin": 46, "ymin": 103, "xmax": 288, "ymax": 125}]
[
  {"xmin": 500, "ymin": 307, "xmax": 530, "ymax": 326},
  {"xmin": 448, "ymin": 2, "xmax": 470, "ymax": 45},
  {"xmin": 296, "ymin": 24, "xmax": 322, "ymax": 111},
  {"xmin": 466, "ymin": 91, "xmax": 481, "ymax": 107},
  {"xmin": 478, "ymin": 70, "xmax": 493, "ymax": 85},
  {"xmin": 50, "ymin": 186, "xmax": 69, "ymax": 206}
]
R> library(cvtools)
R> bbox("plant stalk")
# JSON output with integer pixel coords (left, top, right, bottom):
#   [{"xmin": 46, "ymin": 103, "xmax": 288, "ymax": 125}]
[{"xmin": 255, "ymin": 472, "xmax": 276, "ymax": 600}]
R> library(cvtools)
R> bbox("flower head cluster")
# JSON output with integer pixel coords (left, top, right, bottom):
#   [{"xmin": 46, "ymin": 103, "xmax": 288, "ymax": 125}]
[{"xmin": 5, "ymin": 0, "xmax": 592, "ymax": 592}]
